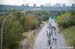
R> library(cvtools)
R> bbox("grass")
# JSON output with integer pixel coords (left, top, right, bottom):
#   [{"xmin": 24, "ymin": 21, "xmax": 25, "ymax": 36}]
[
  {"xmin": 21, "ymin": 22, "xmax": 44, "ymax": 49},
  {"xmin": 62, "ymin": 26, "xmax": 75, "ymax": 46},
  {"xmin": 22, "ymin": 30, "xmax": 36, "ymax": 49}
]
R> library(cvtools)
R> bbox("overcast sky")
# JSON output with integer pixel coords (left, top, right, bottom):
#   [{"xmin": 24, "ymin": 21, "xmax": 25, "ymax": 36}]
[{"xmin": 0, "ymin": 0, "xmax": 75, "ymax": 6}]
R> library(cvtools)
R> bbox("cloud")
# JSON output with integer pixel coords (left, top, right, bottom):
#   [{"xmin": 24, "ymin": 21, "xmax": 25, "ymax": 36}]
[
  {"xmin": 23, "ymin": 0, "xmax": 75, "ymax": 6},
  {"xmin": 0, "ymin": 0, "xmax": 22, "ymax": 5},
  {"xmin": 0, "ymin": 0, "xmax": 75, "ymax": 6}
]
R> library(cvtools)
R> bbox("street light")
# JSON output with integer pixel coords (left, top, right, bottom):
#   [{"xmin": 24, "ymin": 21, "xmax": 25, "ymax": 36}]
[{"xmin": 0, "ymin": 12, "xmax": 14, "ymax": 49}]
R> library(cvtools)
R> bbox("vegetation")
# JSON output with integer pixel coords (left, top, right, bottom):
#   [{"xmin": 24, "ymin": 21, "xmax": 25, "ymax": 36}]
[
  {"xmin": 63, "ymin": 26, "xmax": 75, "ymax": 47},
  {"xmin": 2, "ymin": 11, "xmax": 24, "ymax": 49},
  {"xmin": 0, "ymin": 10, "xmax": 50, "ymax": 49},
  {"xmin": 57, "ymin": 11, "xmax": 75, "ymax": 28},
  {"xmin": 0, "ymin": 16, "xmax": 5, "ymax": 49},
  {"xmin": 0, "ymin": 16, "xmax": 4, "ymax": 29},
  {"xmin": 57, "ymin": 10, "xmax": 75, "ymax": 48}
]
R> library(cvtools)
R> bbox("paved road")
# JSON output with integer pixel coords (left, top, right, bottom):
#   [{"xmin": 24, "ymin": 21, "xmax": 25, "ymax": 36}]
[{"xmin": 34, "ymin": 18, "xmax": 67, "ymax": 49}]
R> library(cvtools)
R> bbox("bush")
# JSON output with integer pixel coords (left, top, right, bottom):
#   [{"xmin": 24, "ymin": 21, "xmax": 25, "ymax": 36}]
[
  {"xmin": 63, "ymin": 26, "xmax": 75, "ymax": 48},
  {"xmin": 57, "ymin": 12, "xmax": 75, "ymax": 28},
  {"xmin": 1, "ymin": 10, "xmax": 50, "ymax": 49},
  {"xmin": 57, "ymin": 11, "xmax": 75, "ymax": 48},
  {"xmin": 31, "ymin": 19, "xmax": 40, "ymax": 29},
  {"xmin": 3, "ymin": 16, "xmax": 24, "ymax": 49}
]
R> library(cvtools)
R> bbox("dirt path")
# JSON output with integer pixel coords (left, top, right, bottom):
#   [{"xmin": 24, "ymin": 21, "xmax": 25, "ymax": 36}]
[{"xmin": 18, "ymin": 24, "xmax": 44, "ymax": 49}]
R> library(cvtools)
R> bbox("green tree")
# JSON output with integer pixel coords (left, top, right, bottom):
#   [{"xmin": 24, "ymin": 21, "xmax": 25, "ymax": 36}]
[
  {"xmin": 2, "ymin": 12, "xmax": 24, "ymax": 49},
  {"xmin": 31, "ymin": 19, "xmax": 39, "ymax": 29}
]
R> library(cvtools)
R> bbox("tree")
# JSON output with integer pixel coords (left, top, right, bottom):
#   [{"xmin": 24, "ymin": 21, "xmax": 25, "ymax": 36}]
[
  {"xmin": 26, "ymin": 15, "xmax": 34, "ymax": 30},
  {"xmin": 2, "ymin": 12, "xmax": 24, "ymax": 49},
  {"xmin": 57, "ymin": 12, "xmax": 75, "ymax": 28},
  {"xmin": 31, "ymin": 19, "xmax": 39, "ymax": 29}
]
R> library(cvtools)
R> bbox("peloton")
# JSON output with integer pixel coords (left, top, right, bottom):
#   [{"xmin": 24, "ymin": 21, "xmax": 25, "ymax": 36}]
[
  {"xmin": 47, "ymin": 27, "xmax": 53, "ymax": 49},
  {"xmin": 50, "ymin": 19, "xmax": 57, "ymax": 45}
]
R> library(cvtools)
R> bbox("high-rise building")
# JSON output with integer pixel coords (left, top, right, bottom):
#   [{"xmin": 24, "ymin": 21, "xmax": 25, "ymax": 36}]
[
  {"xmin": 26, "ymin": 4, "xmax": 29, "ymax": 6},
  {"xmin": 33, "ymin": 4, "xmax": 36, "ymax": 7},
  {"xmin": 72, "ymin": 4, "xmax": 75, "ymax": 7},
  {"xmin": 62, "ymin": 4, "xmax": 66, "ymax": 7},
  {"xmin": 45, "ymin": 3, "xmax": 48, "ymax": 7},
  {"xmin": 40, "ymin": 5, "xmax": 44, "ymax": 7},
  {"xmin": 55, "ymin": 3, "xmax": 61, "ymax": 7},
  {"xmin": 22, "ymin": 4, "xmax": 25, "ymax": 6},
  {"xmin": 49, "ymin": 3, "xmax": 51, "ymax": 6}
]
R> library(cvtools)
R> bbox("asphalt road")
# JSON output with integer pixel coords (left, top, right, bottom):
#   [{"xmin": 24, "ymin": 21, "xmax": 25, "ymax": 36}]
[{"xmin": 34, "ymin": 18, "xmax": 67, "ymax": 49}]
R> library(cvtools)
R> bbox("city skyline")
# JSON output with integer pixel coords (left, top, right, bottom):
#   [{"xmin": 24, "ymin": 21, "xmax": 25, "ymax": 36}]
[{"xmin": 0, "ymin": 0, "xmax": 75, "ymax": 6}]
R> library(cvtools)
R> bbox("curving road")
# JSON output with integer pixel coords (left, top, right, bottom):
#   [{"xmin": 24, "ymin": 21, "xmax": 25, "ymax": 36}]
[{"xmin": 34, "ymin": 18, "xmax": 67, "ymax": 49}]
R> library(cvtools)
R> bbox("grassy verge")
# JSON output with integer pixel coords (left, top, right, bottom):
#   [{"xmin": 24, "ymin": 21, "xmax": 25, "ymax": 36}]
[
  {"xmin": 22, "ymin": 30, "xmax": 35, "ymax": 49},
  {"xmin": 62, "ymin": 26, "xmax": 75, "ymax": 47},
  {"xmin": 22, "ymin": 27, "xmax": 42, "ymax": 49}
]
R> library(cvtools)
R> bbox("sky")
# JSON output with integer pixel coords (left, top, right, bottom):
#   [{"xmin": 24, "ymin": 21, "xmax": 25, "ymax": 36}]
[{"xmin": 0, "ymin": 0, "xmax": 75, "ymax": 6}]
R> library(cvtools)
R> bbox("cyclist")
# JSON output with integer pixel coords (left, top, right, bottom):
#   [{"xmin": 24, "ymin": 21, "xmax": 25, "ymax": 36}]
[
  {"xmin": 50, "ymin": 19, "xmax": 56, "ymax": 31},
  {"xmin": 48, "ymin": 38, "xmax": 51, "ymax": 46},
  {"xmin": 47, "ymin": 29, "xmax": 52, "ymax": 39}
]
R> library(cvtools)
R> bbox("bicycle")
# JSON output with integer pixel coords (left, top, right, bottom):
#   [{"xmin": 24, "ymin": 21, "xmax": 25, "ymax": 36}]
[{"xmin": 47, "ymin": 29, "xmax": 53, "ymax": 49}]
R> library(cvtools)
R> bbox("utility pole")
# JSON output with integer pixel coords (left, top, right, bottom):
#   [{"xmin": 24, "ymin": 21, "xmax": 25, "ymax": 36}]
[{"xmin": 0, "ymin": 12, "xmax": 14, "ymax": 49}]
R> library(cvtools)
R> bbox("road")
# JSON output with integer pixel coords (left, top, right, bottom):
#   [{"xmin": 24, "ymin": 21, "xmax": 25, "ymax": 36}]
[{"xmin": 33, "ymin": 18, "xmax": 67, "ymax": 49}]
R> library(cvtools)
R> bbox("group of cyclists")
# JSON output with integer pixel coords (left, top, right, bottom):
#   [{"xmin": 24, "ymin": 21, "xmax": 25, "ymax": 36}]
[{"xmin": 47, "ymin": 18, "xmax": 57, "ymax": 49}]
